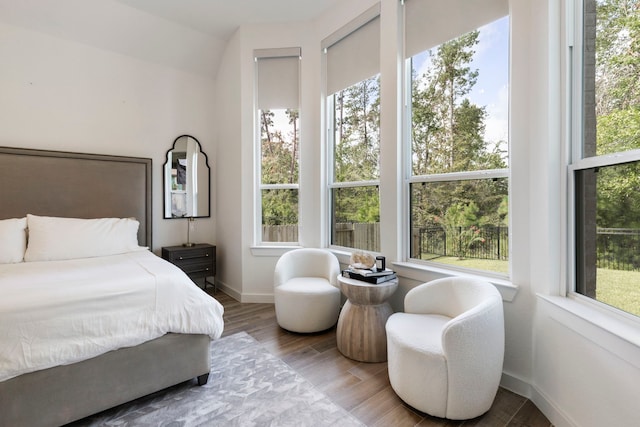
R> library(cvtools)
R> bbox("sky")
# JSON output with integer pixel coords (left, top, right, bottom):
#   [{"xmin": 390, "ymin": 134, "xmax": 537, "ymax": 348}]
[{"xmin": 413, "ymin": 16, "xmax": 510, "ymax": 145}]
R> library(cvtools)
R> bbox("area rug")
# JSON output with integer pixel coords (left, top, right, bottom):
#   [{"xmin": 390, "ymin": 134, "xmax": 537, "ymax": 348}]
[{"xmin": 71, "ymin": 332, "xmax": 365, "ymax": 426}]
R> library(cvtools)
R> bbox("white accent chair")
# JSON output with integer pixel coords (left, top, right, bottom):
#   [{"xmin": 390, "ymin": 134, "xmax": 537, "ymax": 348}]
[
  {"xmin": 273, "ymin": 248, "xmax": 341, "ymax": 333},
  {"xmin": 385, "ymin": 277, "xmax": 504, "ymax": 420}
]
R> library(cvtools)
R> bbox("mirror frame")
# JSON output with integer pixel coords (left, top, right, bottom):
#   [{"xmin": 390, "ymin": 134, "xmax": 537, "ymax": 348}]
[{"xmin": 163, "ymin": 134, "xmax": 211, "ymax": 219}]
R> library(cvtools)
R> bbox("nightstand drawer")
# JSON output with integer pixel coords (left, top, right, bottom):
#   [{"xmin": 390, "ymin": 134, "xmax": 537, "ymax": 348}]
[
  {"xmin": 167, "ymin": 246, "xmax": 214, "ymax": 263},
  {"xmin": 175, "ymin": 258, "xmax": 214, "ymax": 278},
  {"xmin": 162, "ymin": 244, "xmax": 216, "ymax": 282}
]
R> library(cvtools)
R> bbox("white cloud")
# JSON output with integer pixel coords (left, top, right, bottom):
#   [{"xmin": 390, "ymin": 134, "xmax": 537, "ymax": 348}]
[{"xmin": 483, "ymin": 84, "xmax": 509, "ymax": 143}]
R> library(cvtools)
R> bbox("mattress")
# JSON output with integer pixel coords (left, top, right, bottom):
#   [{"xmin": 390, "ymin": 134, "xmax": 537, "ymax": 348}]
[{"xmin": 0, "ymin": 250, "xmax": 224, "ymax": 382}]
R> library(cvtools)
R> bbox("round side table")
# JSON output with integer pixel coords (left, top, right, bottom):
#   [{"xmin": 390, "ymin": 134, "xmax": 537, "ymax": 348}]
[{"xmin": 336, "ymin": 274, "xmax": 398, "ymax": 362}]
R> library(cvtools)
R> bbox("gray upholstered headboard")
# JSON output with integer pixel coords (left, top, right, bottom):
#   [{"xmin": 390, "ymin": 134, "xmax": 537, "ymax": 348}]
[{"xmin": 0, "ymin": 147, "xmax": 152, "ymax": 247}]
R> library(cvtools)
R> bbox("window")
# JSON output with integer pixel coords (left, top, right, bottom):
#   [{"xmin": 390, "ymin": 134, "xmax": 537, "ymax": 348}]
[
  {"xmin": 572, "ymin": 0, "xmax": 640, "ymax": 317},
  {"xmin": 324, "ymin": 7, "xmax": 381, "ymax": 251},
  {"xmin": 254, "ymin": 48, "xmax": 301, "ymax": 244},
  {"xmin": 404, "ymin": 0, "xmax": 510, "ymax": 275}
]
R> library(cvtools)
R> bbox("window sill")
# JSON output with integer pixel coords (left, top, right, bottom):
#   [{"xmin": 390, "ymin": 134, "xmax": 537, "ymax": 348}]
[
  {"xmin": 538, "ymin": 294, "xmax": 640, "ymax": 369},
  {"xmin": 391, "ymin": 261, "xmax": 518, "ymax": 302},
  {"xmin": 250, "ymin": 245, "xmax": 302, "ymax": 257}
]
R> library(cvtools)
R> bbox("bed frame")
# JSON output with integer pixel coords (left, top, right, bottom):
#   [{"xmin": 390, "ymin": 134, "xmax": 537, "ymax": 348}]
[{"xmin": 0, "ymin": 147, "xmax": 211, "ymax": 427}]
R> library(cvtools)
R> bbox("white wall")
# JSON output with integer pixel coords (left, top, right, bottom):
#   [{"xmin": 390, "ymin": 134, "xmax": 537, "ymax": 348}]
[
  {"xmin": 0, "ymin": 21, "xmax": 217, "ymax": 251},
  {"xmin": 533, "ymin": 298, "xmax": 640, "ymax": 426},
  {"xmin": 214, "ymin": 31, "xmax": 243, "ymax": 299}
]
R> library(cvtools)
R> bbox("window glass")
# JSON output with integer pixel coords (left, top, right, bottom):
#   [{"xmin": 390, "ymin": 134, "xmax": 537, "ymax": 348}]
[
  {"xmin": 261, "ymin": 109, "xmax": 299, "ymax": 185},
  {"xmin": 574, "ymin": 0, "xmax": 640, "ymax": 317},
  {"xmin": 262, "ymin": 188, "xmax": 299, "ymax": 242},
  {"xmin": 410, "ymin": 178, "xmax": 508, "ymax": 273},
  {"xmin": 329, "ymin": 76, "xmax": 381, "ymax": 251},
  {"xmin": 259, "ymin": 108, "xmax": 299, "ymax": 243},
  {"xmin": 585, "ymin": 0, "xmax": 640, "ymax": 157},
  {"xmin": 408, "ymin": 17, "xmax": 510, "ymax": 275},
  {"xmin": 332, "ymin": 185, "xmax": 380, "ymax": 251},
  {"xmin": 333, "ymin": 76, "xmax": 380, "ymax": 183}
]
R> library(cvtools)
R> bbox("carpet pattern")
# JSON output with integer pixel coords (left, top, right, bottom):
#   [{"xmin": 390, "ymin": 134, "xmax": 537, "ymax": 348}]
[{"xmin": 71, "ymin": 332, "xmax": 365, "ymax": 426}]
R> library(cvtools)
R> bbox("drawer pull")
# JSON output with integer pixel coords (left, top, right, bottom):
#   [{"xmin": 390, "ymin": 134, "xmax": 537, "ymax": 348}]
[
  {"xmin": 190, "ymin": 268, "xmax": 210, "ymax": 274},
  {"xmin": 178, "ymin": 254, "xmax": 207, "ymax": 260}
]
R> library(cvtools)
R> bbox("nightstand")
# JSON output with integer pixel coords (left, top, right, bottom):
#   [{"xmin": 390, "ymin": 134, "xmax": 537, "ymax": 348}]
[{"xmin": 161, "ymin": 243, "xmax": 216, "ymax": 292}]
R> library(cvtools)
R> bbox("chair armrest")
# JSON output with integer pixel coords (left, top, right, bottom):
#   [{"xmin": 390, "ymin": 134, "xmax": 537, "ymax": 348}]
[{"xmin": 441, "ymin": 297, "xmax": 504, "ymax": 378}]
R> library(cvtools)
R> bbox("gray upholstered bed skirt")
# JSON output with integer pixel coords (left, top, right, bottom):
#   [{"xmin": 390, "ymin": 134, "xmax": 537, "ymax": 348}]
[{"xmin": 0, "ymin": 333, "xmax": 211, "ymax": 427}]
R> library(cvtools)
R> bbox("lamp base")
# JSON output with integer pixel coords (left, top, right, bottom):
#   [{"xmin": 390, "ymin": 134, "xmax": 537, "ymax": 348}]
[{"xmin": 182, "ymin": 242, "xmax": 196, "ymax": 247}]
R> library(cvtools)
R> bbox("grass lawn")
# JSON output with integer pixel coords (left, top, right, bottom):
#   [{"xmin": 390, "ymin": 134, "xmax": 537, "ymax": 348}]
[
  {"xmin": 597, "ymin": 268, "xmax": 640, "ymax": 317},
  {"xmin": 423, "ymin": 256, "xmax": 509, "ymax": 274},
  {"xmin": 424, "ymin": 256, "xmax": 640, "ymax": 317}
]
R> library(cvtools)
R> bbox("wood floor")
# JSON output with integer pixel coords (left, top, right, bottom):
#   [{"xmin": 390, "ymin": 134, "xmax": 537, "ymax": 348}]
[{"xmin": 210, "ymin": 290, "xmax": 552, "ymax": 427}]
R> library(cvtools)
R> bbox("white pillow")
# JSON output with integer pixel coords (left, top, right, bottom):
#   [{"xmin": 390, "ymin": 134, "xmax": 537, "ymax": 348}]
[
  {"xmin": 0, "ymin": 217, "xmax": 27, "ymax": 263},
  {"xmin": 24, "ymin": 214, "xmax": 145, "ymax": 262}
]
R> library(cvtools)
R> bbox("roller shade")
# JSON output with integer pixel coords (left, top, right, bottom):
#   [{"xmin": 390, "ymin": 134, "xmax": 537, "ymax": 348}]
[
  {"xmin": 405, "ymin": 0, "xmax": 508, "ymax": 58},
  {"xmin": 325, "ymin": 12, "xmax": 380, "ymax": 95},
  {"xmin": 255, "ymin": 48, "xmax": 300, "ymax": 110}
]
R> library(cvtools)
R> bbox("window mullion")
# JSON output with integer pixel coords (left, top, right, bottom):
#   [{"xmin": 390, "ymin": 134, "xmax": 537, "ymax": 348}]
[
  {"xmin": 409, "ymin": 168, "xmax": 509, "ymax": 184},
  {"xmin": 571, "ymin": 149, "xmax": 640, "ymax": 171},
  {"xmin": 261, "ymin": 183, "xmax": 299, "ymax": 190},
  {"xmin": 329, "ymin": 180, "xmax": 381, "ymax": 189}
]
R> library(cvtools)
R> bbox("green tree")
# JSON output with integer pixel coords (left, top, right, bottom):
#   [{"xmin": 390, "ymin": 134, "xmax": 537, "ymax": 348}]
[
  {"xmin": 260, "ymin": 109, "xmax": 299, "ymax": 225},
  {"xmin": 333, "ymin": 76, "xmax": 381, "ymax": 224},
  {"xmin": 417, "ymin": 31, "xmax": 480, "ymax": 174},
  {"xmin": 262, "ymin": 189, "xmax": 298, "ymax": 225},
  {"xmin": 434, "ymin": 202, "xmax": 485, "ymax": 259},
  {"xmin": 411, "ymin": 30, "xmax": 507, "ymax": 231},
  {"xmin": 596, "ymin": 0, "xmax": 640, "ymax": 116},
  {"xmin": 335, "ymin": 76, "xmax": 380, "ymax": 183},
  {"xmin": 594, "ymin": 0, "xmax": 640, "ymax": 230}
]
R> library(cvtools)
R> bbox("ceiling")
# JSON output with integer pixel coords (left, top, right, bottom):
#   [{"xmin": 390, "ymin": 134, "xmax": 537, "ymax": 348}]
[
  {"xmin": 114, "ymin": 0, "xmax": 341, "ymax": 40},
  {"xmin": 0, "ymin": 0, "xmax": 341, "ymax": 77}
]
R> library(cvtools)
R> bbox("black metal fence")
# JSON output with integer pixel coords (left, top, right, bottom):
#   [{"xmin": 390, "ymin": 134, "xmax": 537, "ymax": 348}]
[
  {"xmin": 414, "ymin": 226, "xmax": 509, "ymax": 261},
  {"xmin": 414, "ymin": 226, "xmax": 640, "ymax": 271},
  {"xmin": 265, "ymin": 223, "xmax": 640, "ymax": 271},
  {"xmin": 597, "ymin": 228, "xmax": 640, "ymax": 271}
]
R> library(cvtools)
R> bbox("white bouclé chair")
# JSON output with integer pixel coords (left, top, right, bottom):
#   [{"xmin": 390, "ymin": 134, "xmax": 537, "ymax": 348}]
[
  {"xmin": 385, "ymin": 277, "xmax": 505, "ymax": 420},
  {"xmin": 273, "ymin": 248, "xmax": 341, "ymax": 333}
]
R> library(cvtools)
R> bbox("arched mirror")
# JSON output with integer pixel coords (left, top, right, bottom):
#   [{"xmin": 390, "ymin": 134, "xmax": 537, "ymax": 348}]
[{"xmin": 163, "ymin": 135, "xmax": 210, "ymax": 218}]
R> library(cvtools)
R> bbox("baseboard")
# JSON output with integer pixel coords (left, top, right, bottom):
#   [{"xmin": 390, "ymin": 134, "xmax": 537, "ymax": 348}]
[
  {"xmin": 501, "ymin": 371, "xmax": 577, "ymax": 427},
  {"xmin": 529, "ymin": 383, "xmax": 579, "ymax": 427},
  {"xmin": 500, "ymin": 371, "xmax": 532, "ymax": 398},
  {"xmin": 214, "ymin": 281, "xmax": 274, "ymax": 304},
  {"xmin": 215, "ymin": 282, "xmax": 241, "ymax": 301}
]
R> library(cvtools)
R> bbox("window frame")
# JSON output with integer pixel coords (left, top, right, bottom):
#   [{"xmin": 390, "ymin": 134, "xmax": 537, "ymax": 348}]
[
  {"xmin": 402, "ymin": 17, "xmax": 511, "ymax": 279},
  {"xmin": 253, "ymin": 49, "xmax": 301, "ymax": 246},
  {"xmin": 323, "ymin": 6, "xmax": 382, "ymax": 253},
  {"xmin": 326, "ymin": 79, "xmax": 382, "ymax": 252},
  {"xmin": 567, "ymin": 0, "xmax": 640, "ymax": 321}
]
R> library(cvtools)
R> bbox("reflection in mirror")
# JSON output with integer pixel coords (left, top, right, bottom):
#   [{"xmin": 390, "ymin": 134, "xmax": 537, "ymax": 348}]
[{"xmin": 163, "ymin": 135, "xmax": 210, "ymax": 218}]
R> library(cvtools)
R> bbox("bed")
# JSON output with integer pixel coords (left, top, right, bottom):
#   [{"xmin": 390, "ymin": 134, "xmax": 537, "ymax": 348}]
[{"xmin": 0, "ymin": 147, "xmax": 225, "ymax": 427}]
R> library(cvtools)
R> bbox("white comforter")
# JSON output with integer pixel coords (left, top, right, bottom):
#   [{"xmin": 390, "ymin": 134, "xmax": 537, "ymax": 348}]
[{"xmin": 0, "ymin": 250, "xmax": 224, "ymax": 382}]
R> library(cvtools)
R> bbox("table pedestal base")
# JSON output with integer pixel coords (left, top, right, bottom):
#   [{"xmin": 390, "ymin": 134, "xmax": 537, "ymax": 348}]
[{"xmin": 337, "ymin": 300, "xmax": 394, "ymax": 363}]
